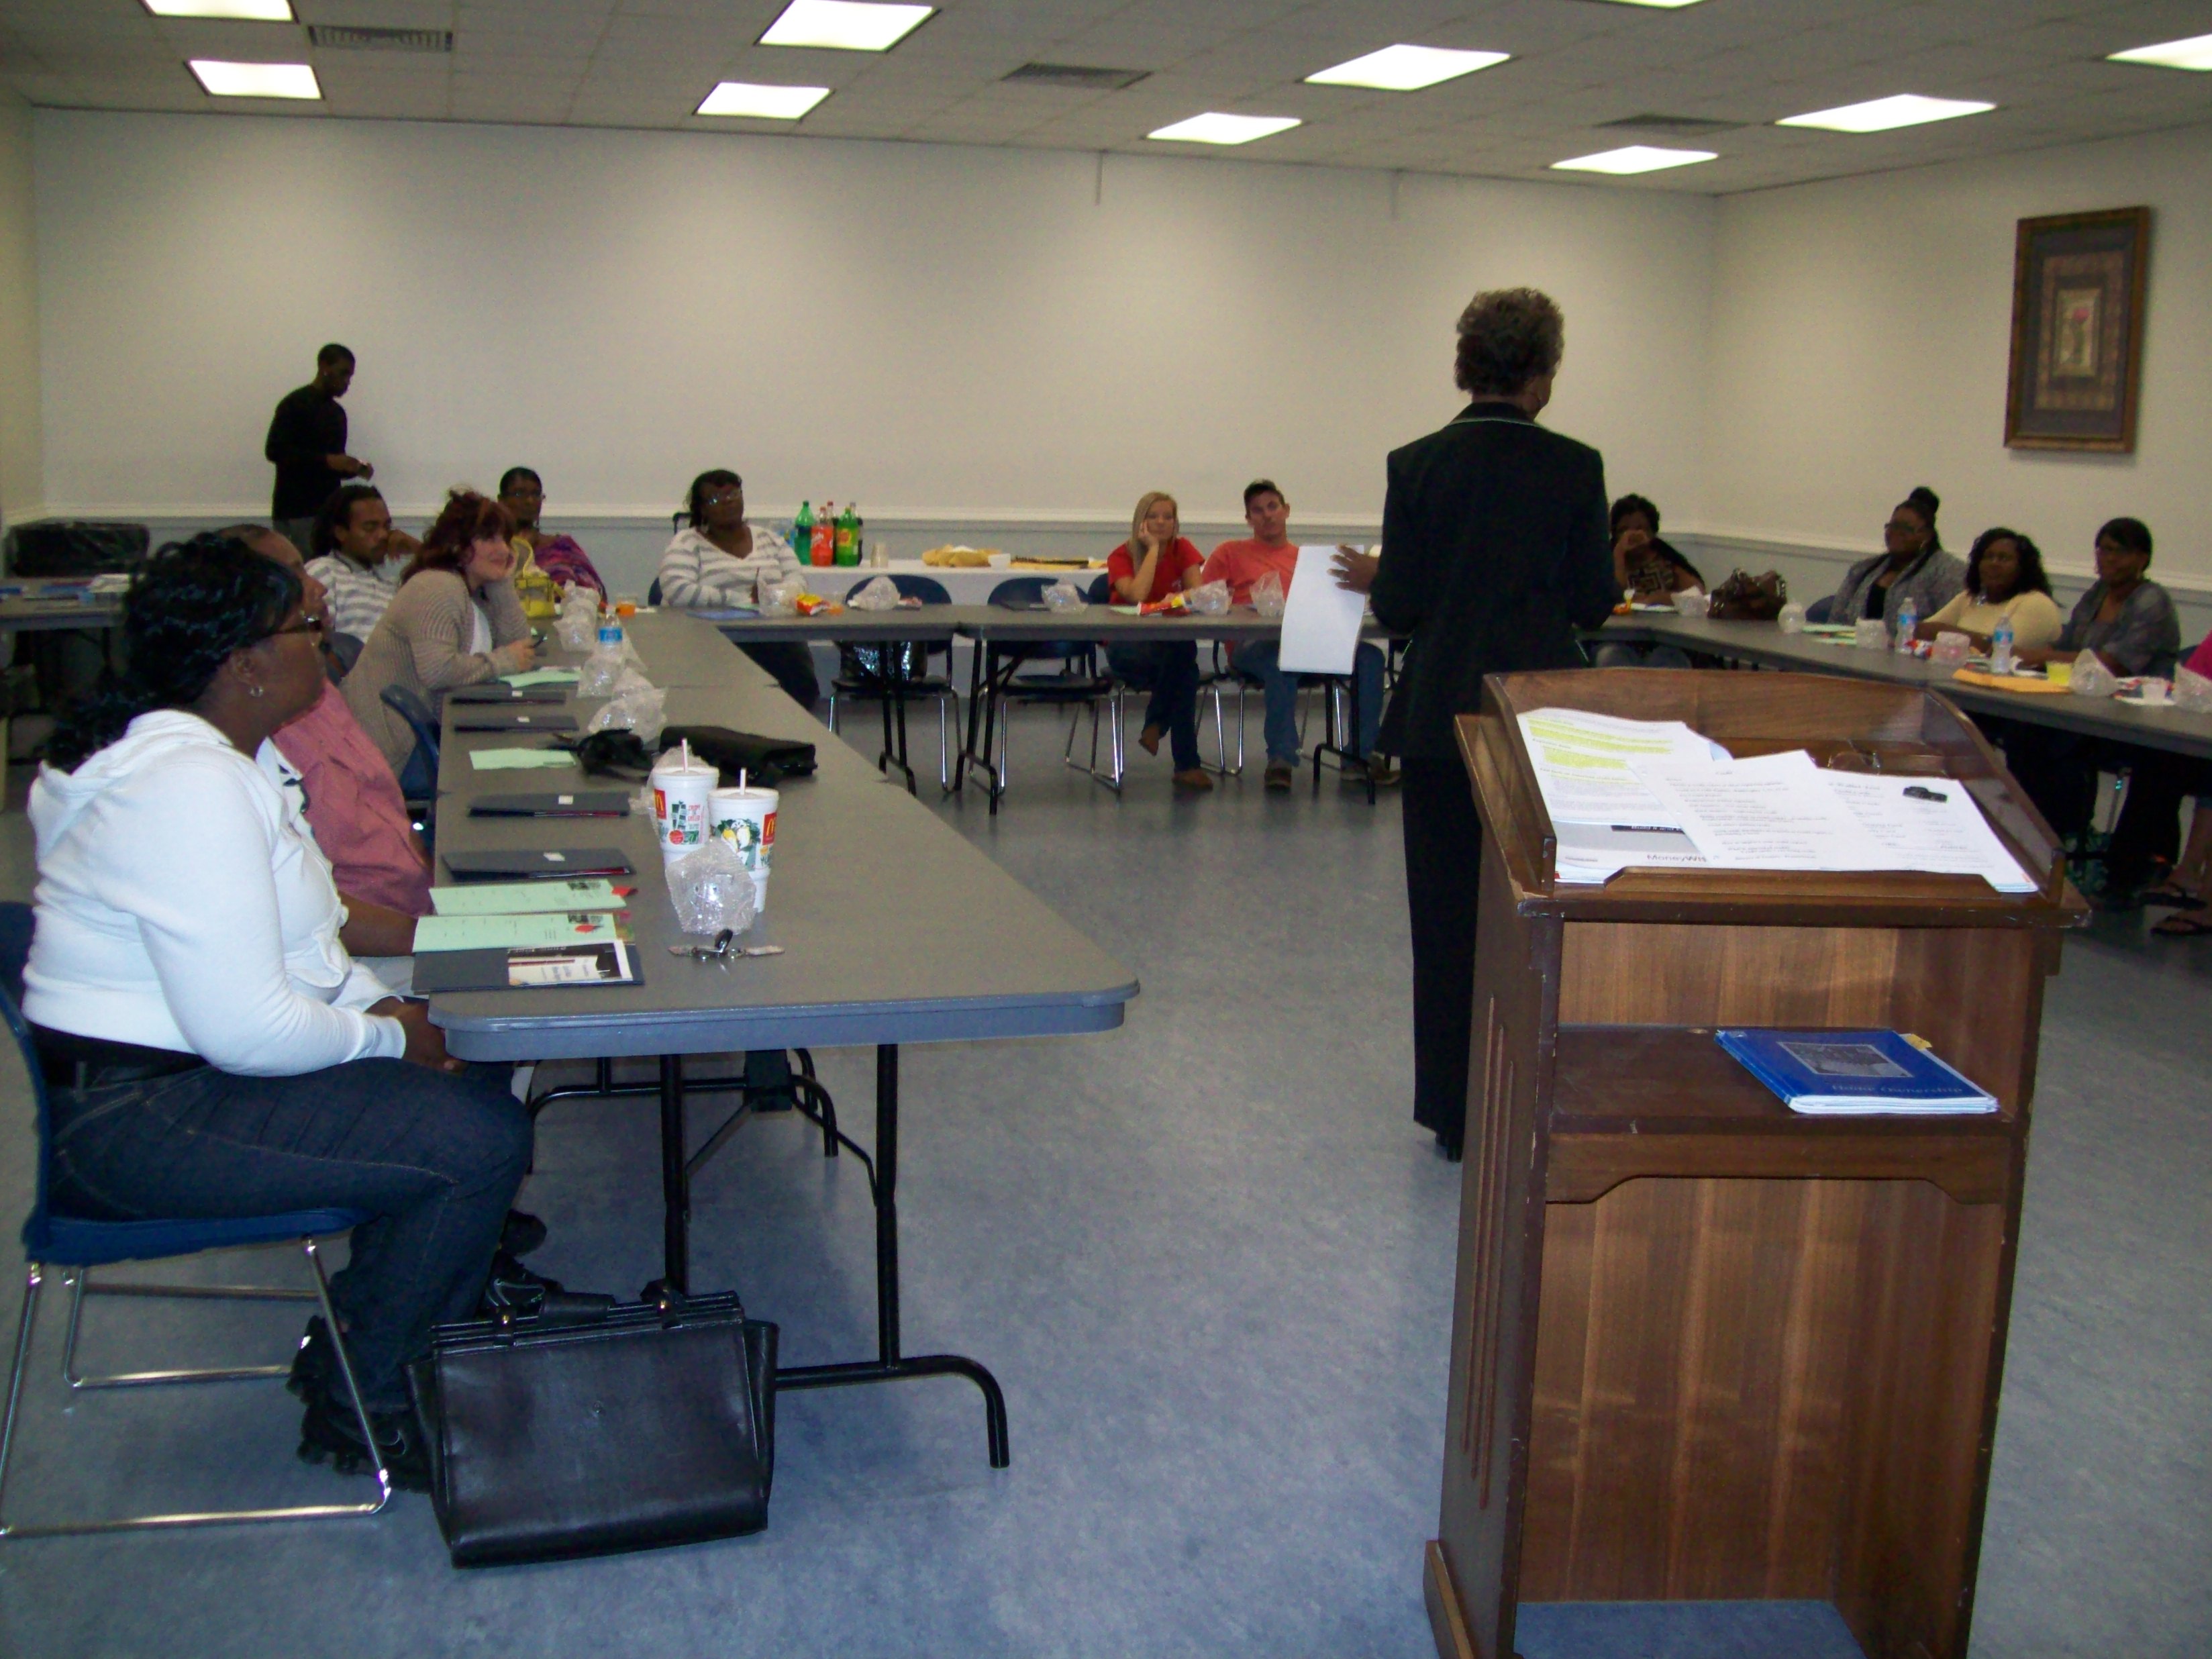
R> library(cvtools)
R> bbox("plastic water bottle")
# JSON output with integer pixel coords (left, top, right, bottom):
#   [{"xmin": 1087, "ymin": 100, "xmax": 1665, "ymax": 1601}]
[
  {"xmin": 596, "ymin": 604, "xmax": 623, "ymax": 652},
  {"xmin": 1991, "ymin": 613, "xmax": 2015, "ymax": 676},
  {"xmin": 1894, "ymin": 596, "xmax": 1917, "ymax": 653}
]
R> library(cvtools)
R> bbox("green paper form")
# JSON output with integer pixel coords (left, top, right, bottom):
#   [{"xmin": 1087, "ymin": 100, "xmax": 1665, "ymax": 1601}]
[
  {"xmin": 501, "ymin": 668, "xmax": 582, "ymax": 687},
  {"xmin": 470, "ymin": 748, "xmax": 577, "ymax": 770},
  {"xmin": 416, "ymin": 912, "xmax": 626, "ymax": 952},
  {"xmin": 430, "ymin": 878, "xmax": 623, "ymax": 915}
]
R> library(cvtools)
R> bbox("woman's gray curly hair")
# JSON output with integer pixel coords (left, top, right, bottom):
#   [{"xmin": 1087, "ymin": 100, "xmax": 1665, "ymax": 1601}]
[{"xmin": 1453, "ymin": 287, "xmax": 1564, "ymax": 397}]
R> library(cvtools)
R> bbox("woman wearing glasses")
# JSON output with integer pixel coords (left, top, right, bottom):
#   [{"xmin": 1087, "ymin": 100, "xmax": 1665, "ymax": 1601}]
[
  {"xmin": 23, "ymin": 535, "xmax": 532, "ymax": 1490},
  {"xmin": 656, "ymin": 469, "xmax": 818, "ymax": 708},
  {"xmin": 1822, "ymin": 487, "xmax": 1965, "ymax": 627},
  {"xmin": 342, "ymin": 489, "xmax": 536, "ymax": 775}
]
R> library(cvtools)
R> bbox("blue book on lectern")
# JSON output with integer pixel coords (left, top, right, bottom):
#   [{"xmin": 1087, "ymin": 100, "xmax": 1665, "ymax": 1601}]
[{"xmin": 1714, "ymin": 1029, "xmax": 1997, "ymax": 1116}]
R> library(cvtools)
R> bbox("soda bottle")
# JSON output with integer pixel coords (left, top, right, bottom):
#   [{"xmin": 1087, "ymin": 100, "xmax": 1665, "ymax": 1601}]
[
  {"xmin": 1991, "ymin": 613, "xmax": 2015, "ymax": 676},
  {"xmin": 792, "ymin": 501, "xmax": 815, "ymax": 566},
  {"xmin": 810, "ymin": 501, "xmax": 836, "ymax": 568},
  {"xmin": 1893, "ymin": 596, "xmax": 1917, "ymax": 653},
  {"xmin": 834, "ymin": 503, "xmax": 860, "ymax": 566}
]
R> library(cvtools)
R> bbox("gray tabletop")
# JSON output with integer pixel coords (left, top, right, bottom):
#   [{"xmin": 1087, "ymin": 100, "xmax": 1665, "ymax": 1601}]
[
  {"xmin": 710, "ymin": 610, "xmax": 961, "ymax": 646},
  {"xmin": 1601, "ymin": 612, "xmax": 2212, "ymax": 758},
  {"xmin": 428, "ymin": 626, "xmax": 1138, "ymax": 1060}
]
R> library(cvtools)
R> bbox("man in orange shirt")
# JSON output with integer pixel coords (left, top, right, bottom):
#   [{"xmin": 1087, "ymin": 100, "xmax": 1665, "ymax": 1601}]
[{"xmin": 1201, "ymin": 480, "xmax": 1391, "ymax": 791}]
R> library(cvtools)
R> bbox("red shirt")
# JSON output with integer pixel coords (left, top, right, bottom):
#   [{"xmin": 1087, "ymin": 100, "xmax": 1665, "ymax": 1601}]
[
  {"xmin": 2187, "ymin": 636, "xmax": 2212, "ymax": 679},
  {"xmin": 1201, "ymin": 538, "xmax": 1299, "ymax": 607},
  {"xmin": 272, "ymin": 681, "xmax": 434, "ymax": 916},
  {"xmin": 1106, "ymin": 538, "xmax": 1203, "ymax": 604}
]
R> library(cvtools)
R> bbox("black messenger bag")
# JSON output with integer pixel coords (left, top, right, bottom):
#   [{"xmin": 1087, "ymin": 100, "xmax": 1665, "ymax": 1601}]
[{"xmin": 407, "ymin": 1292, "xmax": 777, "ymax": 1566}]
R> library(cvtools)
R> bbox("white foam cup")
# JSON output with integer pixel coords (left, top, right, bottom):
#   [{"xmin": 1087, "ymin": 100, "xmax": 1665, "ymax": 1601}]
[
  {"xmin": 711, "ymin": 785, "xmax": 779, "ymax": 911},
  {"xmin": 651, "ymin": 746, "xmax": 719, "ymax": 859}
]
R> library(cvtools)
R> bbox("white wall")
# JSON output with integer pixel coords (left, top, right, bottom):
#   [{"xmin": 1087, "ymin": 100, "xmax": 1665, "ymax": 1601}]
[
  {"xmin": 1707, "ymin": 122, "xmax": 2212, "ymax": 613},
  {"xmin": 32, "ymin": 109, "xmax": 1713, "ymax": 549},
  {"xmin": 0, "ymin": 94, "xmax": 40, "ymax": 530}
]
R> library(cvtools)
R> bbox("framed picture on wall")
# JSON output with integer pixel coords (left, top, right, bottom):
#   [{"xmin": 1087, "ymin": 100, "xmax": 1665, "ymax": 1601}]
[{"xmin": 2004, "ymin": 206, "xmax": 2150, "ymax": 452}]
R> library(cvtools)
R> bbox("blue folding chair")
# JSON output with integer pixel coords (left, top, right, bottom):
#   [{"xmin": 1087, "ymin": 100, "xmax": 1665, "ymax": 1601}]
[
  {"xmin": 827, "ymin": 573, "xmax": 962, "ymax": 793},
  {"xmin": 379, "ymin": 683, "xmax": 441, "ymax": 806},
  {"xmin": 0, "ymin": 903, "xmax": 391, "ymax": 1538},
  {"xmin": 974, "ymin": 576, "xmax": 1123, "ymax": 806}
]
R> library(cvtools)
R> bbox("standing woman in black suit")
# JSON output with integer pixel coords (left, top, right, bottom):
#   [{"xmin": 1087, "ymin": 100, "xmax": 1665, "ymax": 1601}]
[{"xmin": 1335, "ymin": 289, "xmax": 1617, "ymax": 1157}]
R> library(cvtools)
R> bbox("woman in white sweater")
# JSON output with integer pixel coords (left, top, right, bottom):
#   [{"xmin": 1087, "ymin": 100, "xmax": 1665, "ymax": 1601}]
[
  {"xmin": 25, "ymin": 535, "xmax": 530, "ymax": 1491},
  {"xmin": 656, "ymin": 468, "xmax": 819, "ymax": 707}
]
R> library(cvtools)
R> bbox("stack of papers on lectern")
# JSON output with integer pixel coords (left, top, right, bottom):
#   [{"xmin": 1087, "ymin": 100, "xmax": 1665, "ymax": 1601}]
[
  {"xmin": 1517, "ymin": 709, "xmax": 1717, "ymax": 883},
  {"xmin": 1631, "ymin": 750, "xmax": 2035, "ymax": 892},
  {"xmin": 1716, "ymin": 1029, "xmax": 1997, "ymax": 1115},
  {"xmin": 1517, "ymin": 711, "xmax": 2036, "ymax": 892}
]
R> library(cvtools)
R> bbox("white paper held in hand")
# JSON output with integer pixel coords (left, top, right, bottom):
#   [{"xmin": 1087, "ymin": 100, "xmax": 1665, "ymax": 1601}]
[{"xmin": 1274, "ymin": 546, "xmax": 1366, "ymax": 675}]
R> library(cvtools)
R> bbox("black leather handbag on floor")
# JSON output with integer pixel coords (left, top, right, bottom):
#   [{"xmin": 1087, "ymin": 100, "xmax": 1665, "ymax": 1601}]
[{"xmin": 407, "ymin": 1292, "xmax": 777, "ymax": 1566}]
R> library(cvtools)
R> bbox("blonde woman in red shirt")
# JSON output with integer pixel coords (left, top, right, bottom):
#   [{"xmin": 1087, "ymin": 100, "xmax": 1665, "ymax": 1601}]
[{"xmin": 1105, "ymin": 491, "xmax": 1209, "ymax": 791}]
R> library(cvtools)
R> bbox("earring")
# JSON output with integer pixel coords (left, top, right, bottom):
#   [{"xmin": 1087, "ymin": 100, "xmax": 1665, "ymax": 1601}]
[{"xmin": 248, "ymin": 685, "xmax": 264, "ymax": 698}]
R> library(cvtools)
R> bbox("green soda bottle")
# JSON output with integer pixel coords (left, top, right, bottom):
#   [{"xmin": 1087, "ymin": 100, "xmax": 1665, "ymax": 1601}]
[
  {"xmin": 834, "ymin": 502, "xmax": 860, "ymax": 566},
  {"xmin": 792, "ymin": 501, "xmax": 816, "ymax": 567}
]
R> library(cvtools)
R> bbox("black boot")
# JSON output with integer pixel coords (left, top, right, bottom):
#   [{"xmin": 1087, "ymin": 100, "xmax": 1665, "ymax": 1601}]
[
  {"xmin": 296, "ymin": 1370, "xmax": 434, "ymax": 1493},
  {"xmin": 500, "ymin": 1209, "xmax": 548, "ymax": 1258}
]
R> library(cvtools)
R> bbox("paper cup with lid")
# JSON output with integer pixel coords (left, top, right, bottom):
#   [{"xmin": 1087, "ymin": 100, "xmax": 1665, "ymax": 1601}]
[
  {"xmin": 711, "ymin": 784, "xmax": 779, "ymax": 911},
  {"xmin": 651, "ymin": 744, "xmax": 719, "ymax": 859}
]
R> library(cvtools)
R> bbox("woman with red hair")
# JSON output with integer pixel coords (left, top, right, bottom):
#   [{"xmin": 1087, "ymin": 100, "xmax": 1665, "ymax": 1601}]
[{"xmin": 342, "ymin": 489, "xmax": 536, "ymax": 775}]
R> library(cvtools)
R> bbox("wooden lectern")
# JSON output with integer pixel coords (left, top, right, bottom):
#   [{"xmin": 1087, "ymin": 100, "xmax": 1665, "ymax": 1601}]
[{"xmin": 1425, "ymin": 670, "xmax": 2084, "ymax": 1659}]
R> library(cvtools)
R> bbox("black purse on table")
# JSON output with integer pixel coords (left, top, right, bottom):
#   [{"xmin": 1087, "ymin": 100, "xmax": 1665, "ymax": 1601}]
[{"xmin": 407, "ymin": 1291, "xmax": 777, "ymax": 1566}]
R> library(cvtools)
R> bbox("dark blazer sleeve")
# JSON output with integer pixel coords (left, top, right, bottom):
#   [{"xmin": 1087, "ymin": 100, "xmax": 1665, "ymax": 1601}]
[
  {"xmin": 1369, "ymin": 447, "xmax": 1422, "ymax": 636},
  {"xmin": 1559, "ymin": 449, "xmax": 1620, "ymax": 630}
]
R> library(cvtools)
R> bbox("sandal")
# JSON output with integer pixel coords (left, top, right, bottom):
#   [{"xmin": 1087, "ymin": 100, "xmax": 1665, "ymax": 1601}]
[
  {"xmin": 2139, "ymin": 885, "xmax": 2205, "ymax": 911},
  {"xmin": 2150, "ymin": 913, "xmax": 2212, "ymax": 938}
]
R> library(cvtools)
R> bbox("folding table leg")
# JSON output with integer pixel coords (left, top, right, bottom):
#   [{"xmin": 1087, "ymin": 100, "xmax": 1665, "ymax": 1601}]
[
  {"xmin": 655, "ymin": 1055, "xmax": 690, "ymax": 1298},
  {"xmin": 775, "ymin": 1044, "xmax": 1010, "ymax": 1468}
]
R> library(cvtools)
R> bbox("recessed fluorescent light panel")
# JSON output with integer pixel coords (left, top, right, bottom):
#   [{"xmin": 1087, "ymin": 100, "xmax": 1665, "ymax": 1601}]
[
  {"xmin": 1306, "ymin": 45, "xmax": 1509, "ymax": 92},
  {"xmin": 144, "ymin": 0, "xmax": 294, "ymax": 17},
  {"xmin": 1581, "ymin": 0, "xmax": 1705, "ymax": 8},
  {"xmin": 1777, "ymin": 94, "xmax": 1993, "ymax": 133},
  {"xmin": 760, "ymin": 0, "xmax": 932, "ymax": 52},
  {"xmin": 1147, "ymin": 113, "xmax": 1301, "ymax": 145},
  {"xmin": 697, "ymin": 81, "xmax": 830, "ymax": 119},
  {"xmin": 1552, "ymin": 144, "xmax": 1715, "ymax": 175},
  {"xmin": 188, "ymin": 60, "xmax": 320, "ymax": 99},
  {"xmin": 2107, "ymin": 33, "xmax": 2212, "ymax": 72}
]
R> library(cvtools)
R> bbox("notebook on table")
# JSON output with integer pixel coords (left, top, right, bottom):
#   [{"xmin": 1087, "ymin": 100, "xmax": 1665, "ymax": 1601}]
[
  {"xmin": 468, "ymin": 791, "xmax": 632, "ymax": 819},
  {"xmin": 450, "ymin": 709, "xmax": 579, "ymax": 733},
  {"xmin": 448, "ymin": 683, "xmax": 570, "ymax": 705},
  {"xmin": 413, "ymin": 940, "xmax": 642, "ymax": 993},
  {"xmin": 442, "ymin": 847, "xmax": 634, "ymax": 881}
]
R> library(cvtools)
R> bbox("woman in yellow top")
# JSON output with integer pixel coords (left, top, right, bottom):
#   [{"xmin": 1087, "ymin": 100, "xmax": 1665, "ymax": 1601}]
[{"xmin": 1911, "ymin": 527, "xmax": 2063, "ymax": 652}]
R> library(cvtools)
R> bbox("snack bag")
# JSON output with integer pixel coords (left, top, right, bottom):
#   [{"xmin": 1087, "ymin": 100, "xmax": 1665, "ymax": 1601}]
[
  {"xmin": 1187, "ymin": 580, "xmax": 1231, "ymax": 617},
  {"xmin": 666, "ymin": 839, "xmax": 759, "ymax": 936},
  {"xmin": 1252, "ymin": 572, "xmax": 1286, "ymax": 619},
  {"xmin": 848, "ymin": 574, "xmax": 901, "ymax": 611}
]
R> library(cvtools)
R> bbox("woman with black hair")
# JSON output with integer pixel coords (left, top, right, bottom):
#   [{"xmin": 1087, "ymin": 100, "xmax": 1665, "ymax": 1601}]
[
  {"xmin": 23, "ymin": 535, "xmax": 532, "ymax": 1488},
  {"xmin": 656, "ymin": 469, "xmax": 817, "ymax": 707},
  {"xmin": 1825, "ymin": 487, "xmax": 1965, "ymax": 627},
  {"xmin": 2017, "ymin": 517, "xmax": 2179, "ymax": 677},
  {"xmin": 1913, "ymin": 527, "xmax": 2064, "ymax": 652}
]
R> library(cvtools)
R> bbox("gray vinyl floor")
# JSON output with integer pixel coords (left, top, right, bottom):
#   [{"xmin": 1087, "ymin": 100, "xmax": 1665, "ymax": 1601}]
[{"xmin": 0, "ymin": 701, "xmax": 2205, "ymax": 1658}]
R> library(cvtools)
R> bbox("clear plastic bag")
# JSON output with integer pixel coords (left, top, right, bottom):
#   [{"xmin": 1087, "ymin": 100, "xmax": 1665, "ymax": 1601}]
[
  {"xmin": 556, "ymin": 595, "xmax": 599, "ymax": 652},
  {"xmin": 1930, "ymin": 630, "xmax": 1972, "ymax": 668},
  {"xmin": 760, "ymin": 576, "xmax": 801, "ymax": 617},
  {"xmin": 666, "ymin": 838, "xmax": 760, "ymax": 936},
  {"xmin": 574, "ymin": 644, "xmax": 630, "ymax": 697},
  {"xmin": 2176, "ymin": 663, "xmax": 2212, "ymax": 713},
  {"xmin": 1251, "ymin": 571, "xmax": 1286, "ymax": 619},
  {"xmin": 584, "ymin": 670, "xmax": 667, "ymax": 744},
  {"xmin": 1042, "ymin": 580, "xmax": 1087, "ymax": 614},
  {"xmin": 847, "ymin": 574, "xmax": 901, "ymax": 611},
  {"xmin": 1187, "ymin": 579, "xmax": 1230, "ymax": 617},
  {"xmin": 2069, "ymin": 654, "xmax": 2118, "ymax": 698},
  {"xmin": 1776, "ymin": 601, "xmax": 1807, "ymax": 634}
]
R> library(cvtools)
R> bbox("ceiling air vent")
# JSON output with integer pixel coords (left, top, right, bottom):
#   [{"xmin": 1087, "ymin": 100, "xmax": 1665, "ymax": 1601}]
[
  {"xmin": 1002, "ymin": 63, "xmax": 1150, "ymax": 91},
  {"xmin": 1598, "ymin": 113, "xmax": 1747, "ymax": 137},
  {"xmin": 307, "ymin": 26, "xmax": 454, "ymax": 54}
]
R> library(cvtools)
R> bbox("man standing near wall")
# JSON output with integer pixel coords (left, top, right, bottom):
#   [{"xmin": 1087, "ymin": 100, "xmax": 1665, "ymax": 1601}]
[{"xmin": 265, "ymin": 344, "xmax": 372, "ymax": 556}]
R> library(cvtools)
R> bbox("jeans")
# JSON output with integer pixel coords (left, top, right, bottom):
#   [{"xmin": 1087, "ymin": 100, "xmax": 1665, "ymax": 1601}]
[
  {"xmin": 1106, "ymin": 642, "xmax": 1201, "ymax": 770},
  {"xmin": 1592, "ymin": 642, "xmax": 1694, "ymax": 670},
  {"xmin": 1227, "ymin": 639, "xmax": 1385, "ymax": 764},
  {"xmin": 48, "ymin": 1058, "xmax": 532, "ymax": 1409},
  {"xmin": 741, "ymin": 641, "xmax": 821, "ymax": 711}
]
